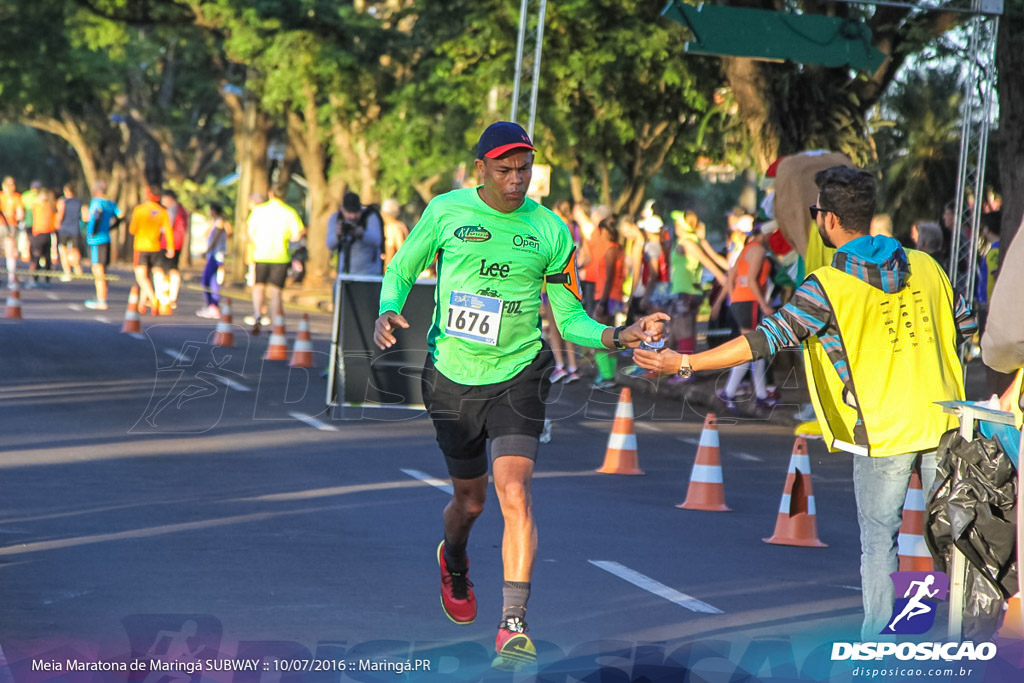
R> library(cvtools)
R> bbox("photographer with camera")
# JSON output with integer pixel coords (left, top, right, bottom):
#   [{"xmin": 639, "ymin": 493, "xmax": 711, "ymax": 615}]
[{"xmin": 327, "ymin": 191, "xmax": 384, "ymax": 275}]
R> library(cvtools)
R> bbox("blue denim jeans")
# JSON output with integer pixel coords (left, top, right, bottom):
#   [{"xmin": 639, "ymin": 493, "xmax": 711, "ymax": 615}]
[{"xmin": 852, "ymin": 451, "xmax": 936, "ymax": 641}]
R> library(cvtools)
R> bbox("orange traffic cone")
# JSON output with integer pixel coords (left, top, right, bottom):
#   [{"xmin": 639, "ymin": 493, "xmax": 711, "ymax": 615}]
[
  {"xmin": 5, "ymin": 282, "xmax": 22, "ymax": 319},
  {"xmin": 289, "ymin": 314, "xmax": 315, "ymax": 368},
  {"xmin": 597, "ymin": 387, "xmax": 644, "ymax": 475},
  {"xmin": 121, "ymin": 286, "xmax": 142, "ymax": 333},
  {"xmin": 213, "ymin": 297, "xmax": 235, "ymax": 348},
  {"xmin": 763, "ymin": 436, "xmax": 827, "ymax": 547},
  {"xmin": 998, "ymin": 593, "xmax": 1024, "ymax": 640},
  {"xmin": 264, "ymin": 316, "xmax": 289, "ymax": 361},
  {"xmin": 897, "ymin": 470, "xmax": 933, "ymax": 571},
  {"xmin": 678, "ymin": 413, "xmax": 730, "ymax": 511}
]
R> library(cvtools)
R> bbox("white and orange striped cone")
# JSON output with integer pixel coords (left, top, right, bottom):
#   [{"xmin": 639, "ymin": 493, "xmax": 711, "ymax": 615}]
[
  {"xmin": 996, "ymin": 593, "xmax": 1024, "ymax": 666},
  {"xmin": 289, "ymin": 313, "xmax": 315, "ymax": 368},
  {"xmin": 5, "ymin": 282, "xmax": 22, "ymax": 319},
  {"xmin": 264, "ymin": 316, "xmax": 289, "ymax": 361},
  {"xmin": 213, "ymin": 297, "xmax": 235, "ymax": 348},
  {"xmin": 678, "ymin": 413, "xmax": 730, "ymax": 512},
  {"xmin": 897, "ymin": 470, "xmax": 934, "ymax": 572},
  {"xmin": 597, "ymin": 387, "xmax": 644, "ymax": 475},
  {"xmin": 998, "ymin": 593, "xmax": 1024, "ymax": 640},
  {"xmin": 763, "ymin": 437, "xmax": 827, "ymax": 547},
  {"xmin": 121, "ymin": 286, "xmax": 142, "ymax": 334}
]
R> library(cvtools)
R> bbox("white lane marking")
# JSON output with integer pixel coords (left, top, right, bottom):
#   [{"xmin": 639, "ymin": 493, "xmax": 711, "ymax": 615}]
[
  {"xmin": 635, "ymin": 422, "xmax": 662, "ymax": 432},
  {"xmin": 679, "ymin": 437, "xmax": 700, "ymax": 446},
  {"xmin": 68, "ymin": 304, "xmax": 83, "ymax": 312},
  {"xmin": 94, "ymin": 316, "xmax": 110, "ymax": 324},
  {"xmin": 215, "ymin": 376, "xmax": 251, "ymax": 392},
  {"xmin": 836, "ymin": 585, "xmax": 863, "ymax": 592},
  {"xmin": 401, "ymin": 469, "xmax": 454, "ymax": 495},
  {"xmin": 46, "ymin": 293, "xmax": 59, "ymax": 301},
  {"xmin": 129, "ymin": 333, "xmax": 145, "ymax": 340},
  {"xmin": 163, "ymin": 348, "xmax": 192, "ymax": 363},
  {"xmin": 289, "ymin": 412, "xmax": 338, "ymax": 432},
  {"xmin": 588, "ymin": 560, "xmax": 724, "ymax": 614}
]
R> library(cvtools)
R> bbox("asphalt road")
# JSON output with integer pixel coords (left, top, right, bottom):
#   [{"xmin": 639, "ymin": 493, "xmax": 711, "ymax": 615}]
[{"xmin": 4, "ymin": 271, "xmax": 996, "ymax": 682}]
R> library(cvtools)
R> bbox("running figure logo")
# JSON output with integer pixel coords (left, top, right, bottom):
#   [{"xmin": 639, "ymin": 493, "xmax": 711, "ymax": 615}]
[{"xmin": 882, "ymin": 571, "xmax": 949, "ymax": 635}]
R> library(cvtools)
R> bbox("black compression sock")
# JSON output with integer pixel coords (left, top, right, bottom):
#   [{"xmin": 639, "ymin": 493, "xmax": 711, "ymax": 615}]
[
  {"xmin": 443, "ymin": 537, "xmax": 468, "ymax": 572},
  {"xmin": 502, "ymin": 581, "xmax": 531, "ymax": 621}
]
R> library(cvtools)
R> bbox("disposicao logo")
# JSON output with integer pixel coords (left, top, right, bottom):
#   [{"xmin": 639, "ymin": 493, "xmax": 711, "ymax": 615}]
[
  {"xmin": 882, "ymin": 571, "xmax": 949, "ymax": 635},
  {"xmin": 455, "ymin": 226, "xmax": 491, "ymax": 242}
]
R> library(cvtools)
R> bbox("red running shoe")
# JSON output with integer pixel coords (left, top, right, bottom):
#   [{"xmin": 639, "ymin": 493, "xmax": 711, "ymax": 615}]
[
  {"xmin": 437, "ymin": 540, "xmax": 476, "ymax": 624},
  {"xmin": 493, "ymin": 617, "xmax": 536, "ymax": 670}
]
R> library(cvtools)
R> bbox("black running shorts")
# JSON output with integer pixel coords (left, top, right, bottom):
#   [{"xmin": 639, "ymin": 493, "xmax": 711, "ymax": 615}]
[
  {"xmin": 254, "ymin": 262, "xmax": 289, "ymax": 288},
  {"xmin": 421, "ymin": 344, "xmax": 554, "ymax": 480}
]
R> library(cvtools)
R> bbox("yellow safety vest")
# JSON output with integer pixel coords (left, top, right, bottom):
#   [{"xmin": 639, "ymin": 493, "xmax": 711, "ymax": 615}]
[{"xmin": 803, "ymin": 249, "xmax": 964, "ymax": 457}]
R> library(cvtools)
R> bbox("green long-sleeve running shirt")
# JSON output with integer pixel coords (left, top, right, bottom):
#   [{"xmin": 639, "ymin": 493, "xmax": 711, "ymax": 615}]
[{"xmin": 379, "ymin": 187, "xmax": 608, "ymax": 385}]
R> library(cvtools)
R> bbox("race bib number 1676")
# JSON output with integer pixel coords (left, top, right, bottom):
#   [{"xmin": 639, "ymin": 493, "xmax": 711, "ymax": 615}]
[{"xmin": 446, "ymin": 291, "xmax": 502, "ymax": 346}]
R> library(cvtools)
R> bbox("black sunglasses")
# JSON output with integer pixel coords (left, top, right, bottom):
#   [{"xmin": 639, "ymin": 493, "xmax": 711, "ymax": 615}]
[{"xmin": 809, "ymin": 205, "xmax": 837, "ymax": 222}]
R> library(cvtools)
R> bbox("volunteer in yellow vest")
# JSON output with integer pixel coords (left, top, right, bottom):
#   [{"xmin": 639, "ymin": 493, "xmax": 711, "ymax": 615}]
[{"xmin": 635, "ymin": 166, "xmax": 977, "ymax": 640}]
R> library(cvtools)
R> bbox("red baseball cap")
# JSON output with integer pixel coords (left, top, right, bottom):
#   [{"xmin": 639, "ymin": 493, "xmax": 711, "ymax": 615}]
[{"xmin": 477, "ymin": 121, "xmax": 535, "ymax": 159}]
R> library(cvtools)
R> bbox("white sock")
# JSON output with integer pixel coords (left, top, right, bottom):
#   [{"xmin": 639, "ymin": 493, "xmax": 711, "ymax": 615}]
[
  {"xmin": 725, "ymin": 364, "xmax": 748, "ymax": 397},
  {"xmin": 752, "ymin": 359, "xmax": 768, "ymax": 399}
]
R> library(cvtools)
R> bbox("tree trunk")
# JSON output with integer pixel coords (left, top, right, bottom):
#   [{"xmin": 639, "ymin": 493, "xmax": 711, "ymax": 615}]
[
  {"xmin": 722, "ymin": 57, "xmax": 778, "ymax": 172},
  {"xmin": 996, "ymin": 11, "xmax": 1024, "ymax": 258},
  {"xmin": 288, "ymin": 98, "xmax": 332, "ymax": 287},
  {"xmin": 223, "ymin": 87, "xmax": 272, "ymax": 283}
]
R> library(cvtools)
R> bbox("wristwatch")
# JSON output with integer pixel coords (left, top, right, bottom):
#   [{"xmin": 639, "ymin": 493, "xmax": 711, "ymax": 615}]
[
  {"xmin": 677, "ymin": 354, "xmax": 693, "ymax": 379},
  {"xmin": 612, "ymin": 325, "xmax": 627, "ymax": 350}
]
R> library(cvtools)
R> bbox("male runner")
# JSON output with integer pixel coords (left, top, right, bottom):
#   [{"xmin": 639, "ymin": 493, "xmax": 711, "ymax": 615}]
[
  {"xmin": 374, "ymin": 121, "xmax": 665, "ymax": 669},
  {"xmin": 84, "ymin": 180, "xmax": 123, "ymax": 310}
]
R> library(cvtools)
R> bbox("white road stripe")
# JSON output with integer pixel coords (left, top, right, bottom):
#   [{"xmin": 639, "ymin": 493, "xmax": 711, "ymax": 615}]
[
  {"xmin": 68, "ymin": 304, "xmax": 83, "ymax": 312},
  {"xmin": 401, "ymin": 469, "xmax": 454, "ymax": 495},
  {"xmin": 46, "ymin": 293, "xmax": 59, "ymax": 301},
  {"xmin": 129, "ymin": 332, "xmax": 145, "ymax": 340},
  {"xmin": 679, "ymin": 437, "xmax": 700, "ymax": 446},
  {"xmin": 94, "ymin": 315, "xmax": 110, "ymax": 324},
  {"xmin": 635, "ymin": 422, "xmax": 662, "ymax": 432},
  {"xmin": 735, "ymin": 451, "xmax": 762, "ymax": 462},
  {"xmin": 215, "ymin": 376, "xmax": 251, "ymax": 392},
  {"xmin": 163, "ymin": 348, "xmax": 191, "ymax": 363},
  {"xmin": 289, "ymin": 412, "xmax": 338, "ymax": 432},
  {"xmin": 588, "ymin": 560, "xmax": 724, "ymax": 614}
]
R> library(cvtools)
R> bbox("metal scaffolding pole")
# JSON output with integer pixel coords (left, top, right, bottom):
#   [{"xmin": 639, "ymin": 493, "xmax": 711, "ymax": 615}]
[
  {"xmin": 510, "ymin": 0, "xmax": 548, "ymax": 138},
  {"xmin": 948, "ymin": 2, "xmax": 1000, "ymax": 312}
]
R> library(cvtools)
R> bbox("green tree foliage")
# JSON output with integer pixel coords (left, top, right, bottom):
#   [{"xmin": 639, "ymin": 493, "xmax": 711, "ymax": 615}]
[{"xmin": 873, "ymin": 68, "xmax": 962, "ymax": 235}]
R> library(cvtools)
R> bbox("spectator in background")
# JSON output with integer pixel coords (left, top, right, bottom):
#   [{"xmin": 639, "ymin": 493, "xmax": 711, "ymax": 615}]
[
  {"xmin": 197, "ymin": 202, "xmax": 230, "ymax": 319},
  {"xmin": 27, "ymin": 188, "xmax": 58, "ymax": 288},
  {"xmin": 668, "ymin": 210, "xmax": 726, "ymax": 369},
  {"xmin": 85, "ymin": 180, "xmax": 124, "ymax": 311},
  {"xmin": 19, "ymin": 180, "xmax": 42, "ymax": 262},
  {"xmin": 327, "ymin": 191, "xmax": 383, "ymax": 275},
  {"xmin": 56, "ymin": 184, "xmax": 85, "ymax": 282},
  {"xmin": 246, "ymin": 186, "xmax": 304, "ymax": 334},
  {"xmin": 710, "ymin": 219, "xmax": 776, "ymax": 412},
  {"xmin": 159, "ymin": 189, "xmax": 189, "ymax": 313},
  {"xmin": 910, "ymin": 220, "xmax": 945, "ymax": 263},
  {"xmin": 976, "ymin": 214, "xmax": 1012, "ymax": 396},
  {"xmin": 543, "ymin": 199, "xmax": 585, "ymax": 384},
  {"xmin": 591, "ymin": 216, "xmax": 625, "ymax": 389},
  {"xmin": 380, "ymin": 198, "xmax": 409, "ymax": 271},
  {"xmin": 1, "ymin": 176, "xmax": 25, "ymax": 286},
  {"xmin": 870, "ymin": 214, "xmax": 893, "ymax": 238}
]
